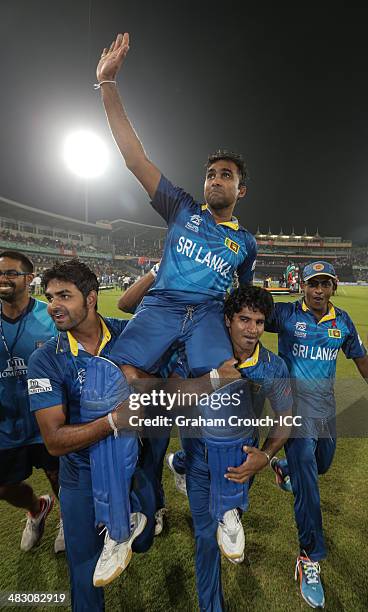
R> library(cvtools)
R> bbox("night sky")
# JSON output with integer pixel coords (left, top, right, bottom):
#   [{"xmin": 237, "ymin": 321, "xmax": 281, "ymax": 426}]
[{"xmin": 1, "ymin": 1, "xmax": 368, "ymax": 242}]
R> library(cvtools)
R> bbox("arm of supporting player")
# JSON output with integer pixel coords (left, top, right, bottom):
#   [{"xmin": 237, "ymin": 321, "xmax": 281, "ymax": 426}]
[
  {"xmin": 97, "ymin": 33, "xmax": 161, "ymax": 198},
  {"xmin": 224, "ymin": 409, "xmax": 292, "ymax": 484},
  {"xmin": 118, "ymin": 268, "xmax": 156, "ymax": 313},
  {"xmin": 353, "ymin": 355, "xmax": 368, "ymax": 381},
  {"xmin": 35, "ymin": 400, "xmax": 142, "ymax": 457},
  {"xmin": 35, "ymin": 405, "xmax": 113, "ymax": 456}
]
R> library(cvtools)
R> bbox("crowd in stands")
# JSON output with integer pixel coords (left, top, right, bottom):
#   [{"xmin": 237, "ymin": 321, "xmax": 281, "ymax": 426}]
[
  {"xmin": 0, "ymin": 229, "xmax": 109, "ymax": 254},
  {"xmin": 3, "ymin": 225, "xmax": 368, "ymax": 285},
  {"xmin": 114, "ymin": 242, "xmax": 163, "ymax": 258}
]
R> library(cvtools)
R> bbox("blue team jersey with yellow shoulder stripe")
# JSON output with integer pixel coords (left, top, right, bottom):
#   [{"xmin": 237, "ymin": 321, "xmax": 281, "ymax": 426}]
[
  {"xmin": 266, "ymin": 300, "xmax": 366, "ymax": 417},
  {"xmin": 27, "ymin": 317, "xmax": 128, "ymax": 485},
  {"xmin": 0, "ymin": 298, "xmax": 57, "ymax": 449},
  {"xmin": 237, "ymin": 343, "xmax": 292, "ymax": 415},
  {"xmin": 150, "ymin": 175, "xmax": 257, "ymax": 303}
]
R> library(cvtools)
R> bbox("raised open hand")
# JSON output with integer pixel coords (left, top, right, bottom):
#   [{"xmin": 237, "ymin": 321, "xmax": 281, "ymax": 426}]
[{"xmin": 96, "ymin": 32, "xmax": 130, "ymax": 83}]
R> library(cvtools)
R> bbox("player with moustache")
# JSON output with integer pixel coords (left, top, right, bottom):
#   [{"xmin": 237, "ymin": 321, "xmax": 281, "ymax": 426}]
[
  {"xmin": 27, "ymin": 260, "xmax": 157, "ymax": 612},
  {"xmin": 0, "ymin": 250, "xmax": 63, "ymax": 553}
]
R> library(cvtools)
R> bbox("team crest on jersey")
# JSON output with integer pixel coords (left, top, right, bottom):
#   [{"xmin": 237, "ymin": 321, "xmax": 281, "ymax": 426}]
[
  {"xmin": 328, "ymin": 328, "xmax": 341, "ymax": 338},
  {"xmin": 224, "ymin": 237, "xmax": 240, "ymax": 254},
  {"xmin": 185, "ymin": 215, "xmax": 202, "ymax": 233},
  {"xmin": 35, "ymin": 340, "xmax": 45, "ymax": 349}
]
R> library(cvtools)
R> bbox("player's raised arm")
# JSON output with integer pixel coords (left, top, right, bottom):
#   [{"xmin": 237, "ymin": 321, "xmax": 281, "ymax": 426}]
[{"xmin": 97, "ymin": 33, "xmax": 161, "ymax": 198}]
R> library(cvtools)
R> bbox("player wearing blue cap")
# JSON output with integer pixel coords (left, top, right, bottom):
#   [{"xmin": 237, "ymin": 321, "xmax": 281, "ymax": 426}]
[
  {"xmin": 27, "ymin": 260, "xmax": 156, "ymax": 612},
  {"xmin": 0, "ymin": 251, "xmax": 62, "ymax": 553},
  {"xmin": 267, "ymin": 261, "xmax": 368, "ymax": 609},
  {"xmin": 95, "ymin": 33, "xmax": 257, "ymax": 378}
]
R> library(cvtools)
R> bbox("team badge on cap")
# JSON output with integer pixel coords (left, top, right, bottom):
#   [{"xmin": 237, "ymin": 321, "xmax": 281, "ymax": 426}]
[{"xmin": 302, "ymin": 260, "xmax": 337, "ymax": 282}]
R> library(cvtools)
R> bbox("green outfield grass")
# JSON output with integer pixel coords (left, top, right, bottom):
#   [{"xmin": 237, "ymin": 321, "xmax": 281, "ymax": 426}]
[{"xmin": 0, "ymin": 287, "xmax": 367, "ymax": 611}]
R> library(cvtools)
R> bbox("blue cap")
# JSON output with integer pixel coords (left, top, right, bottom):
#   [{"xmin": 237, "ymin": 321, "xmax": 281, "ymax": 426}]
[{"xmin": 302, "ymin": 261, "xmax": 337, "ymax": 282}]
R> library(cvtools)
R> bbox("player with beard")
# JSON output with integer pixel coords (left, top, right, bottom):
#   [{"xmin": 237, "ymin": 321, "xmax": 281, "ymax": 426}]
[
  {"xmin": 94, "ymin": 33, "xmax": 257, "ymax": 379},
  {"xmin": 0, "ymin": 250, "xmax": 63, "ymax": 553},
  {"xmin": 27, "ymin": 259, "xmax": 163, "ymax": 612}
]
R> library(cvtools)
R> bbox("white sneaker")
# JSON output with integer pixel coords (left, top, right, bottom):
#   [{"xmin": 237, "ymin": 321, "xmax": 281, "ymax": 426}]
[
  {"xmin": 154, "ymin": 508, "xmax": 166, "ymax": 536},
  {"xmin": 54, "ymin": 519, "xmax": 65, "ymax": 553},
  {"xmin": 93, "ymin": 512, "xmax": 147, "ymax": 587},
  {"xmin": 217, "ymin": 509, "xmax": 245, "ymax": 560},
  {"xmin": 20, "ymin": 495, "xmax": 54, "ymax": 552},
  {"xmin": 166, "ymin": 453, "xmax": 187, "ymax": 496}
]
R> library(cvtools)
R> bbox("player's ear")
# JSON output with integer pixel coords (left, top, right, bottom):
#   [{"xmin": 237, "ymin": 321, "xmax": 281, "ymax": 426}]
[
  {"xmin": 86, "ymin": 290, "xmax": 97, "ymax": 310},
  {"xmin": 225, "ymin": 315, "xmax": 231, "ymax": 328},
  {"xmin": 237, "ymin": 185, "xmax": 247, "ymax": 200}
]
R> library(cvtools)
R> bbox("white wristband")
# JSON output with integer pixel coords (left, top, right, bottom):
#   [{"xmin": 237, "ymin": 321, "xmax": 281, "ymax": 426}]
[
  {"xmin": 210, "ymin": 368, "xmax": 221, "ymax": 391},
  {"xmin": 150, "ymin": 262, "xmax": 160, "ymax": 278},
  {"xmin": 94, "ymin": 80, "xmax": 117, "ymax": 90},
  {"xmin": 262, "ymin": 450, "xmax": 271, "ymax": 464},
  {"xmin": 107, "ymin": 412, "xmax": 118, "ymax": 438}
]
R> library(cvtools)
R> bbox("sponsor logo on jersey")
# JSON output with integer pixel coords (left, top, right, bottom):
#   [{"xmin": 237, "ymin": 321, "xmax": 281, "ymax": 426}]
[
  {"xmin": 176, "ymin": 236, "xmax": 232, "ymax": 279},
  {"xmin": 224, "ymin": 237, "xmax": 240, "ymax": 254},
  {"xmin": 27, "ymin": 378, "xmax": 53, "ymax": 394},
  {"xmin": 328, "ymin": 328, "xmax": 341, "ymax": 338},
  {"xmin": 294, "ymin": 321, "xmax": 307, "ymax": 338},
  {"xmin": 185, "ymin": 214, "xmax": 202, "ymax": 233},
  {"xmin": 0, "ymin": 357, "xmax": 27, "ymax": 378}
]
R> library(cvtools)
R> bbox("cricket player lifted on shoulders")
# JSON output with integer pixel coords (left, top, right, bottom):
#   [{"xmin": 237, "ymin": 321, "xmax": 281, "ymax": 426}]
[{"xmin": 94, "ymin": 32, "xmax": 257, "ymax": 378}]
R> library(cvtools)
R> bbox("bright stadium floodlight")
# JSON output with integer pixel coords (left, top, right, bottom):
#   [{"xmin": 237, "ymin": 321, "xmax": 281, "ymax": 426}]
[{"xmin": 63, "ymin": 130, "xmax": 108, "ymax": 179}]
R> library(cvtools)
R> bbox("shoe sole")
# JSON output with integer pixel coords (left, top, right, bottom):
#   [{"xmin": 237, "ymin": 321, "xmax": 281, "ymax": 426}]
[
  {"xmin": 93, "ymin": 515, "xmax": 147, "ymax": 587},
  {"xmin": 216, "ymin": 527, "xmax": 244, "ymax": 560}
]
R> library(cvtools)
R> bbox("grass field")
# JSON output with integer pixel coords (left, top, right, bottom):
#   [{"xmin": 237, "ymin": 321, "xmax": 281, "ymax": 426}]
[{"xmin": 0, "ymin": 287, "xmax": 367, "ymax": 611}]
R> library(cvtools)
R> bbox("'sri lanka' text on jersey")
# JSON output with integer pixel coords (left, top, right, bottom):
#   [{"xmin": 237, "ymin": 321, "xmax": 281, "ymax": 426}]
[
  {"xmin": 266, "ymin": 300, "xmax": 366, "ymax": 417},
  {"xmin": 149, "ymin": 175, "xmax": 257, "ymax": 303}
]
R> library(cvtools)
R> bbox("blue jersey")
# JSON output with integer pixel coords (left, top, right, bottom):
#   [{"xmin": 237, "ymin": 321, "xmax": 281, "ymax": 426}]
[
  {"xmin": 175, "ymin": 341, "xmax": 292, "ymax": 415},
  {"xmin": 150, "ymin": 175, "xmax": 257, "ymax": 303},
  {"xmin": 0, "ymin": 298, "xmax": 56, "ymax": 449},
  {"xmin": 238, "ymin": 343, "xmax": 292, "ymax": 415},
  {"xmin": 266, "ymin": 300, "xmax": 366, "ymax": 417},
  {"xmin": 27, "ymin": 317, "xmax": 128, "ymax": 486}
]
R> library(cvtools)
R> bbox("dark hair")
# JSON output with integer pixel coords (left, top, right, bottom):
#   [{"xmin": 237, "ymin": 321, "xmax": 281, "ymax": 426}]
[
  {"xmin": 0, "ymin": 250, "xmax": 34, "ymax": 273},
  {"xmin": 206, "ymin": 150, "xmax": 247, "ymax": 187},
  {"xmin": 224, "ymin": 286, "xmax": 274, "ymax": 321},
  {"xmin": 42, "ymin": 259, "xmax": 99, "ymax": 303}
]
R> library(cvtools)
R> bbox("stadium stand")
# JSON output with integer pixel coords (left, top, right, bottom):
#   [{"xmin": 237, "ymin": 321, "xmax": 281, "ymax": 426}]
[{"xmin": 1, "ymin": 195, "xmax": 366, "ymax": 285}]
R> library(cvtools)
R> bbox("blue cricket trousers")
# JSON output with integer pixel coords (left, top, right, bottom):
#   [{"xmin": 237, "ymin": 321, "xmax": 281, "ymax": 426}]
[
  {"xmin": 285, "ymin": 417, "xmax": 336, "ymax": 561},
  {"xmin": 60, "ymin": 464, "xmax": 157, "ymax": 611},
  {"xmin": 109, "ymin": 295, "xmax": 233, "ymax": 376}
]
